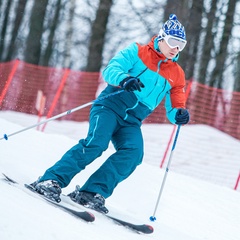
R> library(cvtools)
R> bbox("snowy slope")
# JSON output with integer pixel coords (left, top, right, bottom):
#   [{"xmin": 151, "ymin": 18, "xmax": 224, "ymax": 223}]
[{"xmin": 0, "ymin": 111, "xmax": 240, "ymax": 240}]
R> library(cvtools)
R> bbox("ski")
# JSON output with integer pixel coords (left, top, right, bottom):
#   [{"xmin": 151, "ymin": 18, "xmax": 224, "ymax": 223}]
[
  {"xmin": 104, "ymin": 215, "xmax": 154, "ymax": 234},
  {"xmin": 62, "ymin": 194, "xmax": 154, "ymax": 234},
  {"xmin": 2, "ymin": 173, "xmax": 95, "ymax": 222},
  {"xmin": 2, "ymin": 173, "xmax": 153, "ymax": 234}
]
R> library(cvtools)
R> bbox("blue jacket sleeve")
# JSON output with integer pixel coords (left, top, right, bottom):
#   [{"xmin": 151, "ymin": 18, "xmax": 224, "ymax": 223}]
[
  {"xmin": 102, "ymin": 43, "xmax": 139, "ymax": 86},
  {"xmin": 165, "ymin": 91, "xmax": 178, "ymax": 124}
]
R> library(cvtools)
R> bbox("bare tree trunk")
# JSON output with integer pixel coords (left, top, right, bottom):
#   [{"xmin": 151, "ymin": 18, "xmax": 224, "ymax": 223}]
[
  {"xmin": 164, "ymin": 0, "xmax": 188, "ymax": 21},
  {"xmin": 198, "ymin": 0, "xmax": 218, "ymax": 84},
  {"xmin": 75, "ymin": 0, "xmax": 113, "ymax": 121},
  {"xmin": 24, "ymin": 0, "xmax": 49, "ymax": 65},
  {"xmin": 209, "ymin": 0, "xmax": 237, "ymax": 88},
  {"xmin": 5, "ymin": 0, "xmax": 27, "ymax": 61},
  {"xmin": 85, "ymin": 0, "xmax": 113, "ymax": 72},
  {"xmin": 234, "ymin": 50, "xmax": 240, "ymax": 92},
  {"xmin": 60, "ymin": 0, "xmax": 75, "ymax": 115},
  {"xmin": 63, "ymin": 0, "xmax": 75, "ymax": 69},
  {"xmin": 224, "ymin": 35, "xmax": 240, "ymax": 137},
  {"xmin": 40, "ymin": 0, "xmax": 61, "ymax": 67},
  {"xmin": 0, "ymin": 0, "xmax": 12, "ymax": 60},
  {"xmin": 17, "ymin": 0, "xmax": 49, "ymax": 115},
  {"xmin": 179, "ymin": 0, "xmax": 204, "ymax": 79}
]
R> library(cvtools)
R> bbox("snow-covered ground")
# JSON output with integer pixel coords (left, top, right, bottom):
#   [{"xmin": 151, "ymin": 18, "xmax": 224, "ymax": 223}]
[{"xmin": 0, "ymin": 111, "xmax": 240, "ymax": 240}]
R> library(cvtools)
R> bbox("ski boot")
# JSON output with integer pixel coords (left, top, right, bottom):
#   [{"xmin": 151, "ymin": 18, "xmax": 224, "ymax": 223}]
[
  {"xmin": 68, "ymin": 185, "xmax": 109, "ymax": 214},
  {"xmin": 31, "ymin": 178, "xmax": 62, "ymax": 203}
]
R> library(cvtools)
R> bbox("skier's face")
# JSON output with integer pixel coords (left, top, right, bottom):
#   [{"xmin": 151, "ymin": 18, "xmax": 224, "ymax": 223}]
[{"xmin": 158, "ymin": 40, "xmax": 179, "ymax": 59}]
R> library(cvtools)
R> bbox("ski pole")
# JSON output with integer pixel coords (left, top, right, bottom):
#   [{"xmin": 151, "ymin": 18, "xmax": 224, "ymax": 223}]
[
  {"xmin": 150, "ymin": 124, "xmax": 181, "ymax": 222},
  {"xmin": 0, "ymin": 89, "xmax": 124, "ymax": 141}
]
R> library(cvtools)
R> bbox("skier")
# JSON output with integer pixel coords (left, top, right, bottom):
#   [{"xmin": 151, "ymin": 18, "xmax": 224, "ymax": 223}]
[{"xmin": 30, "ymin": 14, "xmax": 190, "ymax": 214}]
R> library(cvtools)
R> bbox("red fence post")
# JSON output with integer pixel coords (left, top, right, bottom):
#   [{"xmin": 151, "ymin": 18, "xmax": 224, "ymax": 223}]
[
  {"xmin": 160, "ymin": 125, "xmax": 176, "ymax": 168},
  {"xmin": 36, "ymin": 90, "xmax": 46, "ymax": 130},
  {"xmin": 41, "ymin": 68, "xmax": 70, "ymax": 131},
  {"xmin": 0, "ymin": 59, "xmax": 20, "ymax": 106},
  {"xmin": 234, "ymin": 171, "xmax": 240, "ymax": 191}
]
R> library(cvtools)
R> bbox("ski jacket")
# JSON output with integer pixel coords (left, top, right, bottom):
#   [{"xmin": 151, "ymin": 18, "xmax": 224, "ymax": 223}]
[{"xmin": 99, "ymin": 36, "xmax": 186, "ymax": 124}]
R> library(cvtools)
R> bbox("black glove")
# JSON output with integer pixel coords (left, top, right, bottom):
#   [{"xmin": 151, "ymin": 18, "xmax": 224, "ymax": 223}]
[
  {"xmin": 175, "ymin": 108, "xmax": 190, "ymax": 125},
  {"xmin": 120, "ymin": 77, "xmax": 145, "ymax": 92}
]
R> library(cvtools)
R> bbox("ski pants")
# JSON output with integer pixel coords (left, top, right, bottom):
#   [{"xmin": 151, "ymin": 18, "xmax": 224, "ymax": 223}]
[{"xmin": 40, "ymin": 105, "xmax": 144, "ymax": 198}]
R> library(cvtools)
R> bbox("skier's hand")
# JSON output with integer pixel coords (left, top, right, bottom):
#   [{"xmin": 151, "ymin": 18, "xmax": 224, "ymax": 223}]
[
  {"xmin": 120, "ymin": 77, "xmax": 145, "ymax": 92},
  {"xmin": 175, "ymin": 108, "xmax": 190, "ymax": 125}
]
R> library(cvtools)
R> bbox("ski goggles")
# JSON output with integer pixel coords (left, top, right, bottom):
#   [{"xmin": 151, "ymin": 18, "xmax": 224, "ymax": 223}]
[{"xmin": 159, "ymin": 29, "xmax": 187, "ymax": 51}]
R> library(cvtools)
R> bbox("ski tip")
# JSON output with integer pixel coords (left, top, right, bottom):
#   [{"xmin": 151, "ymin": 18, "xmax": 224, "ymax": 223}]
[
  {"xmin": 2, "ymin": 173, "xmax": 17, "ymax": 183},
  {"xmin": 85, "ymin": 211, "xmax": 95, "ymax": 222},
  {"xmin": 143, "ymin": 224, "xmax": 154, "ymax": 234},
  {"xmin": 149, "ymin": 216, "xmax": 156, "ymax": 222}
]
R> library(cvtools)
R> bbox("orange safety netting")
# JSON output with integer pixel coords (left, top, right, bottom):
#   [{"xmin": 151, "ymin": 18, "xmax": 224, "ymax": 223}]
[
  {"xmin": 1, "ymin": 59, "xmax": 240, "ymax": 141},
  {"xmin": 0, "ymin": 60, "xmax": 99, "ymax": 122}
]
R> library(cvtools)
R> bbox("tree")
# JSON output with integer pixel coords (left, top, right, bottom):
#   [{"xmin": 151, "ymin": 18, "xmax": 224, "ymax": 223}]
[
  {"xmin": 197, "ymin": 0, "xmax": 218, "ymax": 84},
  {"xmin": 164, "ymin": 0, "xmax": 188, "ymax": 21},
  {"xmin": 85, "ymin": 0, "xmax": 113, "ymax": 72},
  {"xmin": 69, "ymin": 0, "xmax": 113, "ymax": 121},
  {"xmin": 40, "ymin": 0, "xmax": 62, "ymax": 67},
  {"xmin": 209, "ymin": 0, "xmax": 237, "ymax": 89},
  {"xmin": 24, "ymin": 0, "xmax": 49, "ymax": 65},
  {"xmin": 235, "ymin": 51, "xmax": 240, "ymax": 92},
  {"xmin": 0, "ymin": 0, "xmax": 12, "ymax": 60},
  {"xmin": 182, "ymin": 1, "xmax": 204, "ymax": 79},
  {"xmin": 63, "ymin": 0, "xmax": 75, "ymax": 68},
  {"xmin": 5, "ymin": 0, "xmax": 27, "ymax": 61}
]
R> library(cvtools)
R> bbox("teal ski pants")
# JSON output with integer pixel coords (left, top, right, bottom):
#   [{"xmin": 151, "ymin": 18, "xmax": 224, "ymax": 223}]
[{"xmin": 40, "ymin": 105, "xmax": 144, "ymax": 198}]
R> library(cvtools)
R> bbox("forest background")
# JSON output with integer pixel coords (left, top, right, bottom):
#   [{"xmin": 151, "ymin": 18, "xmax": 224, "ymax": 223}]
[{"xmin": 0, "ymin": 0, "xmax": 239, "ymax": 91}]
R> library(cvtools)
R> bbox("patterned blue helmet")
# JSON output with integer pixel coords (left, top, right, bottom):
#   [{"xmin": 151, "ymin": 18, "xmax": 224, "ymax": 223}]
[{"xmin": 158, "ymin": 14, "xmax": 186, "ymax": 41}]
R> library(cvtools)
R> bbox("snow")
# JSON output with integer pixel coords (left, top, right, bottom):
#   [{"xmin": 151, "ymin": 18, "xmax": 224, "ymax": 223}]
[{"xmin": 0, "ymin": 111, "xmax": 240, "ymax": 240}]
